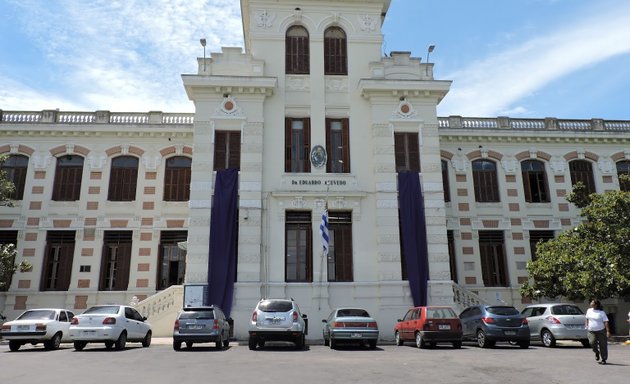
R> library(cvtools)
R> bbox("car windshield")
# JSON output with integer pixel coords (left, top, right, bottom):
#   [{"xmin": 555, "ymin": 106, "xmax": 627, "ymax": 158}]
[
  {"xmin": 17, "ymin": 310, "xmax": 56, "ymax": 320},
  {"xmin": 180, "ymin": 310, "xmax": 214, "ymax": 320},
  {"xmin": 337, "ymin": 309, "xmax": 370, "ymax": 317},
  {"xmin": 551, "ymin": 305, "xmax": 584, "ymax": 315},
  {"xmin": 258, "ymin": 300, "xmax": 293, "ymax": 312},
  {"xmin": 426, "ymin": 308, "xmax": 457, "ymax": 318},
  {"xmin": 83, "ymin": 306, "xmax": 120, "ymax": 315},
  {"xmin": 486, "ymin": 306, "xmax": 519, "ymax": 316}
]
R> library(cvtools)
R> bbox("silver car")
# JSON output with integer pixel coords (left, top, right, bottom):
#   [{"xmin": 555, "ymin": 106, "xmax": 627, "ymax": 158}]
[
  {"xmin": 322, "ymin": 308, "xmax": 379, "ymax": 349},
  {"xmin": 521, "ymin": 303, "xmax": 589, "ymax": 347},
  {"xmin": 248, "ymin": 299, "xmax": 308, "ymax": 350}
]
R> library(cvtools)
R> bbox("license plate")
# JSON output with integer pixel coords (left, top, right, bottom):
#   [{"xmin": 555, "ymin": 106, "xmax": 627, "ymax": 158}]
[
  {"xmin": 438, "ymin": 324, "xmax": 451, "ymax": 330},
  {"xmin": 17, "ymin": 325, "xmax": 30, "ymax": 331},
  {"xmin": 504, "ymin": 330, "xmax": 516, "ymax": 336},
  {"xmin": 350, "ymin": 333, "xmax": 362, "ymax": 338},
  {"xmin": 82, "ymin": 330, "xmax": 96, "ymax": 336},
  {"xmin": 187, "ymin": 325, "xmax": 203, "ymax": 330}
]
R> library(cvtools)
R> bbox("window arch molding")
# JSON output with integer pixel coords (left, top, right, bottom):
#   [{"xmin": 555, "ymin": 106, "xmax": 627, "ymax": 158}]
[{"xmin": 285, "ymin": 24, "xmax": 310, "ymax": 75}]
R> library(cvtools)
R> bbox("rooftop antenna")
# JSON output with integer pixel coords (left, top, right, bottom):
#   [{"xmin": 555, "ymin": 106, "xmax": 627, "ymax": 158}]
[{"xmin": 200, "ymin": 38, "xmax": 207, "ymax": 72}]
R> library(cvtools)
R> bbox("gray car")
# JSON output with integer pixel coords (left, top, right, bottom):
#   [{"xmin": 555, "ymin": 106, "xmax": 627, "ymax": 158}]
[
  {"xmin": 248, "ymin": 299, "xmax": 308, "ymax": 350},
  {"xmin": 172, "ymin": 306, "xmax": 230, "ymax": 350},
  {"xmin": 322, "ymin": 308, "xmax": 379, "ymax": 349},
  {"xmin": 521, "ymin": 303, "xmax": 589, "ymax": 347},
  {"xmin": 459, "ymin": 305, "xmax": 530, "ymax": 348}
]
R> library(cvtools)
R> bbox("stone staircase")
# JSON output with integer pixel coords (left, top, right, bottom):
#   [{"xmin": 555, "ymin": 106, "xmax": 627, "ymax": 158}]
[
  {"xmin": 134, "ymin": 285, "xmax": 183, "ymax": 337},
  {"xmin": 451, "ymin": 282, "xmax": 489, "ymax": 313}
]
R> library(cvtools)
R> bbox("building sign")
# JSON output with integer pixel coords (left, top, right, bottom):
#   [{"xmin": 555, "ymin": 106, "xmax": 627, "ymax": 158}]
[{"xmin": 290, "ymin": 179, "xmax": 347, "ymax": 186}]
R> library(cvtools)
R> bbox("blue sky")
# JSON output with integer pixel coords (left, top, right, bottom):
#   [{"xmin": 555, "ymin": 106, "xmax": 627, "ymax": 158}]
[{"xmin": 1, "ymin": 0, "xmax": 629, "ymax": 120}]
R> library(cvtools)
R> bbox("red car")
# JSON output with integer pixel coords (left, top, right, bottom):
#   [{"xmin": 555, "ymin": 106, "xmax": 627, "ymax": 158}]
[{"xmin": 394, "ymin": 306, "xmax": 463, "ymax": 349}]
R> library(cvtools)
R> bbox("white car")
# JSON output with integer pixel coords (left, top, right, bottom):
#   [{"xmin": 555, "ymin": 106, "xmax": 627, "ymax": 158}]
[
  {"xmin": 69, "ymin": 305, "xmax": 152, "ymax": 351},
  {"xmin": 0, "ymin": 308, "xmax": 75, "ymax": 351}
]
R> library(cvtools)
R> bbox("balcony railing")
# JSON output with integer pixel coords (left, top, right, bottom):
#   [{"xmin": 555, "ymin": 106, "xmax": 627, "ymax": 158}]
[
  {"xmin": 0, "ymin": 110, "xmax": 194, "ymax": 125},
  {"xmin": 438, "ymin": 116, "xmax": 630, "ymax": 132}
]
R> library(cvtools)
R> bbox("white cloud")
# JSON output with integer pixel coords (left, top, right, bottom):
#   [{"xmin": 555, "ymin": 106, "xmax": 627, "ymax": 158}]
[
  {"xmin": 438, "ymin": 3, "xmax": 630, "ymax": 117},
  {"xmin": 2, "ymin": 0, "xmax": 243, "ymax": 111}
]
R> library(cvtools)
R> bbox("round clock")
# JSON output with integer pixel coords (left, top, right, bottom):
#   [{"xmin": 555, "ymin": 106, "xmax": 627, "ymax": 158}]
[{"xmin": 310, "ymin": 145, "xmax": 327, "ymax": 168}]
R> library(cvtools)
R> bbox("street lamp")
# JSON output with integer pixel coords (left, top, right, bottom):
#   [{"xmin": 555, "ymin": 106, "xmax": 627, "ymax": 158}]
[
  {"xmin": 425, "ymin": 44, "xmax": 435, "ymax": 77},
  {"xmin": 200, "ymin": 38, "xmax": 207, "ymax": 72}
]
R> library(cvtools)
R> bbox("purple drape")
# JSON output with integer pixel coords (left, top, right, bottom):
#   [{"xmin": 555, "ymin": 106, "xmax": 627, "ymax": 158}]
[
  {"xmin": 398, "ymin": 172, "xmax": 430, "ymax": 306},
  {"xmin": 207, "ymin": 168, "xmax": 239, "ymax": 316}
]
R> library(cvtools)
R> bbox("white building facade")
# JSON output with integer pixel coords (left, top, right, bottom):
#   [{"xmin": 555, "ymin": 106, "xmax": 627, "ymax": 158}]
[{"xmin": 2, "ymin": 0, "xmax": 630, "ymax": 337}]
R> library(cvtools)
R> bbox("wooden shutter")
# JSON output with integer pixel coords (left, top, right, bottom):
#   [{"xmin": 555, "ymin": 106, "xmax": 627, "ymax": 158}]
[
  {"xmin": 303, "ymin": 118, "xmax": 311, "ymax": 172},
  {"xmin": 214, "ymin": 131, "xmax": 227, "ymax": 171},
  {"xmin": 227, "ymin": 131, "xmax": 241, "ymax": 169},
  {"xmin": 285, "ymin": 118, "xmax": 292, "ymax": 172}
]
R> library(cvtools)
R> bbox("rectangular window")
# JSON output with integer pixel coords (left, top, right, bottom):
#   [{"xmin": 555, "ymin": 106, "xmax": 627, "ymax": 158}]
[
  {"xmin": 479, "ymin": 231, "xmax": 508, "ymax": 287},
  {"xmin": 529, "ymin": 230, "xmax": 555, "ymax": 261},
  {"xmin": 108, "ymin": 156, "xmax": 138, "ymax": 201},
  {"xmin": 394, "ymin": 132, "xmax": 420, "ymax": 173},
  {"xmin": 0, "ymin": 155, "xmax": 28, "ymax": 200},
  {"xmin": 442, "ymin": 160, "xmax": 451, "ymax": 203},
  {"xmin": 447, "ymin": 230, "xmax": 458, "ymax": 283},
  {"xmin": 158, "ymin": 231, "xmax": 187, "ymax": 290},
  {"xmin": 327, "ymin": 212, "xmax": 353, "ymax": 282},
  {"xmin": 214, "ymin": 131, "xmax": 241, "ymax": 171},
  {"xmin": 99, "ymin": 231, "xmax": 132, "ymax": 291},
  {"xmin": 285, "ymin": 211, "xmax": 312, "ymax": 282},
  {"xmin": 163, "ymin": 156, "xmax": 191, "ymax": 202},
  {"xmin": 285, "ymin": 118, "xmax": 311, "ymax": 173},
  {"xmin": 326, "ymin": 118, "xmax": 350, "ymax": 173},
  {"xmin": 41, "ymin": 231, "xmax": 76, "ymax": 291},
  {"xmin": 52, "ymin": 155, "xmax": 83, "ymax": 201}
]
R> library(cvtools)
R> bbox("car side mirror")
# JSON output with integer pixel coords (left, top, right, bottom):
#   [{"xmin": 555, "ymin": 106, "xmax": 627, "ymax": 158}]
[
  {"xmin": 322, "ymin": 319, "xmax": 327, "ymax": 323},
  {"xmin": 397, "ymin": 319, "xmax": 402, "ymax": 322},
  {"xmin": 142, "ymin": 316, "xmax": 147, "ymax": 321},
  {"xmin": 302, "ymin": 314, "xmax": 307, "ymax": 319}
]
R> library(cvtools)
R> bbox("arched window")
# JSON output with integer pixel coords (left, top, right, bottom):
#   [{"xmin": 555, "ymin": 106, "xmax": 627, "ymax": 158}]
[
  {"xmin": 108, "ymin": 156, "xmax": 138, "ymax": 201},
  {"xmin": 52, "ymin": 155, "xmax": 84, "ymax": 201},
  {"xmin": 164, "ymin": 156, "xmax": 191, "ymax": 201},
  {"xmin": 472, "ymin": 159, "xmax": 500, "ymax": 202},
  {"xmin": 286, "ymin": 25, "xmax": 309, "ymax": 74},
  {"xmin": 324, "ymin": 26, "xmax": 347, "ymax": 75},
  {"xmin": 569, "ymin": 160, "xmax": 596, "ymax": 195},
  {"xmin": 521, "ymin": 160, "xmax": 549, "ymax": 203},
  {"xmin": 0, "ymin": 154, "xmax": 28, "ymax": 200},
  {"xmin": 616, "ymin": 160, "xmax": 630, "ymax": 192}
]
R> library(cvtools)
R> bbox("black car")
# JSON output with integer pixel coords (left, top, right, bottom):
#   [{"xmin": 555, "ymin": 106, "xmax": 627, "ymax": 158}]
[
  {"xmin": 172, "ymin": 306, "xmax": 231, "ymax": 350},
  {"xmin": 459, "ymin": 305, "xmax": 530, "ymax": 348}
]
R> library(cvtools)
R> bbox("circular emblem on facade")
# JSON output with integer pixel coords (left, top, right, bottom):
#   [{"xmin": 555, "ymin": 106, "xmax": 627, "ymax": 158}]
[
  {"xmin": 310, "ymin": 145, "xmax": 327, "ymax": 168},
  {"xmin": 223, "ymin": 100, "xmax": 234, "ymax": 111}
]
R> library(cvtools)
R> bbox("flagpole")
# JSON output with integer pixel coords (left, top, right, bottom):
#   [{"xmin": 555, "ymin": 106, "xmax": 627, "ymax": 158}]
[{"xmin": 318, "ymin": 183, "xmax": 330, "ymax": 311}]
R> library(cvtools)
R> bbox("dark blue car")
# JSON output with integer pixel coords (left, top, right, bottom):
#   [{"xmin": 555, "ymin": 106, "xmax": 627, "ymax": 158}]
[{"xmin": 459, "ymin": 305, "xmax": 530, "ymax": 348}]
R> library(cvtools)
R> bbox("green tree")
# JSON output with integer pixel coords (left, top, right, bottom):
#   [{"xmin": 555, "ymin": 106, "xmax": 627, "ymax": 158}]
[{"xmin": 521, "ymin": 183, "xmax": 630, "ymax": 300}]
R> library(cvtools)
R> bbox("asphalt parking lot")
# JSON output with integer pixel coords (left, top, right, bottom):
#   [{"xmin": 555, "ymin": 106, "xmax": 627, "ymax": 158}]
[{"xmin": 1, "ymin": 339, "xmax": 628, "ymax": 384}]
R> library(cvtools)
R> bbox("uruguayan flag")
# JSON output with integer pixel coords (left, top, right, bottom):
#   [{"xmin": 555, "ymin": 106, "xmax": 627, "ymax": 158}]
[{"xmin": 320, "ymin": 209, "xmax": 329, "ymax": 256}]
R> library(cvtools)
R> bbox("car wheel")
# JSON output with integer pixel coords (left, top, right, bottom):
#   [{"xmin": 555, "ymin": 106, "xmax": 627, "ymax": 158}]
[
  {"xmin": 476, "ymin": 330, "xmax": 490, "ymax": 348},
  {"xmin": 295, "ymin": 333, "xmax": 305, "ymax": 350},
  {"xmin": 73, "ymin": 341, "xmax": 87, "ymax": 351},
  {"xmin": 9, "ymin": 341, "xmax": 21, "ymax": 352},
  {"xmin": 45, "ymin": 332, "xmax": 62, "ymax": 350},
  {"xmin": 518, "ymin": 340, "xmax": 530, "ymax": 349},
  {"xmin": 541, "ymin": 330, "xmax": 556, "ymax": 347},
  {"xmin": 395, "ymin": 331, "xmax": 403, "ymax": 346},
  {"xmin": 223, "ymin": 335, "xmax": 230, "ymax": 348},
  {"xmin": 248, "ymin": 336, "xmax": 257, "ymax": 350},
  {"xmin": 580, "ymin": 339, "xmax": 590, "ymax": 348},
  {"xmin": 173, "ymin": 341, "xmax": 182, "ymax": 351},
  {"xmin": 415, "ymin": 332, "xmax": 426, "ymax": 349},
  {"xmin": 216, "ymin": 334, "xmax": 223, "ymax": 350},
  {"xmin": 453, "ymin": 341, "xmax": 462, "ymax": 349},
  {"xmin": 142, "ymin": 331, "xmax": 152, "ymax": 347},
  {"xmin": 115, "ymin": 331, "xmax": 127, "ymax": 350},
  {"xmin": 186, "ymin": 341, "xmax": 193, "ymax": 349},
  {"xmin": 368, "ymin": 340, "xmax": 377, "ymax": 350},
  {"xmin": 105, "ymin": 341, "xmax": 114, "ymax": 349}
]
